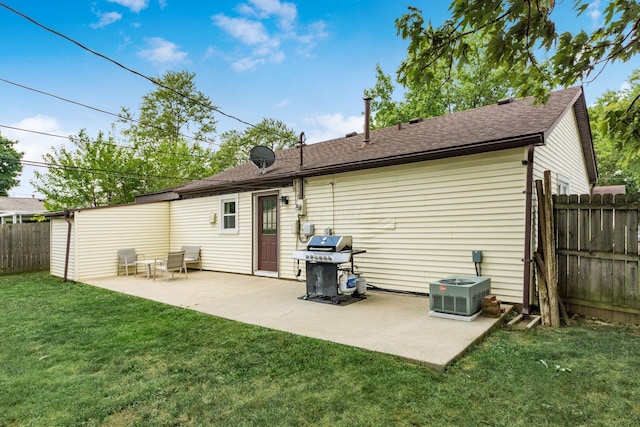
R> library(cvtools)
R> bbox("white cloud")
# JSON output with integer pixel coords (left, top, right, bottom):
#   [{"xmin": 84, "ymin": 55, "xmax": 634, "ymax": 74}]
[
  {"xmin": 4, "ymin": 115, "xmax": 71, "ymax": 198},
  {"xmin": 302, "ymin": 113, "xmax": 364, "ymax": 144},
  {"xmin": 213, "ymin": 15, "xmax": 274, "ymax": 46},
  {"xmin": 213, "ymin": 14, "xmax": 284, "ymax": 71},
  {"xmin": 213, "ymin": 1, "xmax": 327, "ymax": 71},
  {"xmin": 8, "ymin": 115, "xmax": 68, "ymax": 161},
  {"xmin": 620, "ymin": 81, "xmax": 631, "ymax": 92},
  {"xmin": 107, "ymin": 0, "xmax": 149, "ymax": 13},
  {"xmin": 275, "ymin": 99, "xmax": 290, "ymax": 108},
  {"xmin": 91, "ymin": 11, "xmax": 123, "ymax": 29},
  {"xmin": 232, "ymin": 56, "xmax": 265, "ymax": 72},
  {"xmin": 587, "ymin": 1, "xmax": 601, "ymax": 26},
  {"xmin": 295, "ymin": 20, "xmax": 328, "ymax": 55},
  {"xmin": 242, "ymin": 0, "xmax": 298, "ymax": 31},
  {"xmin": 137, "ymin": 37, "xmax": 189, "ymax": 66}
]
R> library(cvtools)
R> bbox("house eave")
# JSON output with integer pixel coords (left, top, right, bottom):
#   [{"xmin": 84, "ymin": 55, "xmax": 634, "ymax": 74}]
[
  {"xmin": 295, "ymin": 134, "xmax": 544, "ymax": 179},
  {"xmin": 177, "ymin": 134, "xmax": 544, "ymax": 198}
]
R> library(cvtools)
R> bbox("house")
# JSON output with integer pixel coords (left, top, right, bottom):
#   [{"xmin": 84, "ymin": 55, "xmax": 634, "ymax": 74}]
[
  {"xmin": 48, "ymin": 86, "xmax": 596, "ymax": 308},
  {"xmin": 0, "ymin": 197, "xmax": 45, "ymax": 224}
]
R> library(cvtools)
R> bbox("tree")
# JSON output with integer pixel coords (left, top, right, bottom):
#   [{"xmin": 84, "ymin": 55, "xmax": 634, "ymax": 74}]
[
  {"xmin": 364, "ymin": 35, "xmax": 516, "ymax": 129},
  {"xmin": 589, "ymin": 70, "xmax": 640, "ymax": 192},
  {"xmin": 395, "ymin": 1, "xmax": 639, "ymax": 140},
  {"xmin": 0, "ymin": 132, "xmax": 23, "ymax": 196},
  {"xmin": 214, "ymin": 118, "xmax": 298, "ymax": 171},
  {"xmin": 33, "ymin": 70, "xmax": 219, "ymax": 209},
  {"xmin": 121, "ymin": 70, "xmax": 218, "ymax": 192},
  {"xmin": 33, "ymin": 129, "xmax": 143, "ymax": 211}
]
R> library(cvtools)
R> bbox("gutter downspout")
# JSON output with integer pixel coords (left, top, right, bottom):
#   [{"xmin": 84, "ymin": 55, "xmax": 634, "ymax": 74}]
[
  {"xmin": 64, "ymin": 210, "xmax": 72, "ymax": 282},
  {"xmin": 522, "ymin": 144, "xmax": 536, "ymax": 315}
]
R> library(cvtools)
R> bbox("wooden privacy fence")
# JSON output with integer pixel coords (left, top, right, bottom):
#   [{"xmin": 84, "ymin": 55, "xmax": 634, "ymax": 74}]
[
  {"xmin": 0, "ymin": 222, "xmax": 50, "ymax": 275},
  {"xmin": 554, "ymin": 194, "xmax": 639, "ymax": 323}
]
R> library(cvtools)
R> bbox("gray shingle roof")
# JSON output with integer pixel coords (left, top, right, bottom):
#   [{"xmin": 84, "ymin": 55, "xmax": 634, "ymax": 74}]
[
  {"xmin": 176, "ymin": 86, "xmax": 593, "ymax": 197},
  {"xmin": 0, "ymin": 197, "xmax": 45, "ymax": 212}
]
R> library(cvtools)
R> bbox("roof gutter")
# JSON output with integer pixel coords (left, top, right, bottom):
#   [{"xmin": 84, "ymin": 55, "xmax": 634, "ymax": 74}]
[
  {"xmin": 294, "ymin": 134, "xmax": 544, "ymax": 179},
  {"xmin": 177, "ymin": 134, "xmax": 544, "ymax": 199}
]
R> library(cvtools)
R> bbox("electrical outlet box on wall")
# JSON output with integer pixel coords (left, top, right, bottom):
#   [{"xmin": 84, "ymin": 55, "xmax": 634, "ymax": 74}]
[{"xmin": 302, "ymin": 222, "xmax": 314, "ymax": 236}]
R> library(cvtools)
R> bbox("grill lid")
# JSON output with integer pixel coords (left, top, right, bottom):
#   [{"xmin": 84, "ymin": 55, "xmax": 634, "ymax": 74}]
[{"xmin": 307, "ymin": 235, "xmax": 352, "ymax": 252}]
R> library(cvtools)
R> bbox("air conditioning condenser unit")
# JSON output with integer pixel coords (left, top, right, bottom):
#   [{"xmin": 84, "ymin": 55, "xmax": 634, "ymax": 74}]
[{"xmin": 429, "ymin": 275, "xmax": 491, "ymax": 317}]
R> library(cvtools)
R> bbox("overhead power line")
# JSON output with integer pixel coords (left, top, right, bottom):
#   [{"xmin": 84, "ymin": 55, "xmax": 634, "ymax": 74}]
[
  {"xmin": 0, "ymin": 123, "xmax": 301, "ymax": 169},
  {"xmin": 0, "ymin": 77, "xmax": 219, "ymax": 147},
  {"xmin": 0, "ymin": 124, "xmax": 216, "ymax": 162},
  {"xmin": 0, "ymin": 2, "xmax": 255, "ymax": 128},
  {"xmin": 5, "ymin": 153, "xmax": 297, "ymax": 191}
]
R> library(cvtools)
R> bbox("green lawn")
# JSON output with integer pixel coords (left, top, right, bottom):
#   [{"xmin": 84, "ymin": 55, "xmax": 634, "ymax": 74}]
[{"xmin": 1, "ymin": 272, "xmax": 639, "ymax": 426}]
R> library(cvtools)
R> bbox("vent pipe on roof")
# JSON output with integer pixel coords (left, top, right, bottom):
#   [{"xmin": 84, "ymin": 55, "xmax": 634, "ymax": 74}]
[
  {"xmin": 298, "ymin": 132, "xmax": 306, "ymax": 168},
  {"xmin": 497, "ymin": 97, "xmax": 515, "ymax": 105},
  {"xmin": 363, "ymin": 97, "xmax": 372, "ymax": 143}
]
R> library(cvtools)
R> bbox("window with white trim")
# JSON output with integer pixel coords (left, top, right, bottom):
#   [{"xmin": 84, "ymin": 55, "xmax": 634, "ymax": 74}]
[
  {"xmin": 219, "ymin": 194, "xmax": 238, "ymax": 234},
  {"xmin": 558, "ymin": 176, "xmax": 570, "ymax": 195}
]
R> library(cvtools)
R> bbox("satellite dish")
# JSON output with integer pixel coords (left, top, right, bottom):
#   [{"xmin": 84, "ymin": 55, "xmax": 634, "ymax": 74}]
[{"xmin": 249, "ymin": 145, "xmax": 275, "ymax": 174}]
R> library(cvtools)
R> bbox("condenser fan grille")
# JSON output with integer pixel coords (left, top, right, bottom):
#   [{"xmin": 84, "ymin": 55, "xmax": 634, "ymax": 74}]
[{"xmin": 438, "ymin": 278, "xmax": 475, "ymax": 286}]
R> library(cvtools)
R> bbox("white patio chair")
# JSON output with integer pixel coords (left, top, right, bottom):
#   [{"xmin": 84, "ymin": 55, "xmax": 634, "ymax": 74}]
[
  {"xmin": 153, "ymin": 251, "xmax": 187, "ymax": 281},
  {"xmin": 181, "ymin": 245, "xmax": 202, "ymax": 271},
  {"xmin": 117, "ymin": 248, "xmax": 140, "ymax": 276}
]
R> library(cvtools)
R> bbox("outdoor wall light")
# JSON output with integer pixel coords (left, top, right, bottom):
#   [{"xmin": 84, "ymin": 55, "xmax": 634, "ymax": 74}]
[{"xmin": 279, "ymin": 195, "xmax": 289, "ymax": 206}]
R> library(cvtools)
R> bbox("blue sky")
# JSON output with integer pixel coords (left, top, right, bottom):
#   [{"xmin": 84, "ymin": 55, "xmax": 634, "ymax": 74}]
[{"xmin": 0, "ymin": 0, "xmax": 637, "ymax": 198}]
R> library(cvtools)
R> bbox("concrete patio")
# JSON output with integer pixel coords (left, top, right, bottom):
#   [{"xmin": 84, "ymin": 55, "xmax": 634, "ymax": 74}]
[{"xmin": 85, "ymin": 270, "xmax": 510, "ymax": 371}]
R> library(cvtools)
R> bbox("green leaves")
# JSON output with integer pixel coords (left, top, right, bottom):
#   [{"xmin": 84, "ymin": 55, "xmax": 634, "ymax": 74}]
[
  {"xmin": 393, "ymin": 1, "xmax": 640, "ymax": 190},
  {"xmin": 33, "ymin": 71, "xmax": 219, "ymax": 209},
  {"xmin": 395, "ymin": 0, "xmax": 639, "ymax": 104},
  {"xmin": 215, "ymin": 118, "xmax": 298, "ymax": 171},
  {"xmin": 589, "ymin": 70, "xmax": 640, "ymax": 192},
  {"xmin": 0, "ymin": 132, "xmax": 23, "ymax": 196},
  {"xmin": 365, "ymin": 33, "xmax": 517, "ymax": 129}
]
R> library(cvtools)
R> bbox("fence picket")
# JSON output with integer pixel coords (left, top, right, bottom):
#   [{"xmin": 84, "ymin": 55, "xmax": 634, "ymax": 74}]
[
  {"xmin": 0, "ymin": 223, "xmax": 50, "ymax": 275},
  {"xmin": 555, "ymin": 193, "xmax": 640, "ymax": 323}
]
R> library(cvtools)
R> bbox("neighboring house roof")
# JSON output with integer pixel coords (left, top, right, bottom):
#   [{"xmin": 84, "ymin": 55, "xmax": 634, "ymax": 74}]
[
  {"xmin": 591, "ymin": 185, "xmax": 626, "ymax": 195},
  {"xmin": 0, "ymin": 197, "xmax": 45, "ymax": 213},
  {"xmin": 144, "ymin": 86, "xmax": 596, "ymax": 200}
]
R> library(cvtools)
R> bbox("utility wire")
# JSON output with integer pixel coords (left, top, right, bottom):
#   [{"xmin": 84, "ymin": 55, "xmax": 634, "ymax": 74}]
[
  {"xmin": 0, "ymin": 77, "xmax": 219, "ymax": 147},
  {"xmin": 7, "ymin": 154, "xmax": 298, "ymax": 190},
  {"xmin": 0, "ymin": 3, "xmax": 306, "ymax": 192},
  {"xmin": 1, "ymin": 123, "xmax": 302, "ymax": 169},
  {"xmin": 0, "ymin": 2, "xmax": 305, "ymax": 144},
  {"xmin": 0, "ymin": 2, "xmax": 255, "ymax": 128},
  {"xmin": 0, "ymin": 124, "xmax": 216, "ymax": 162}
]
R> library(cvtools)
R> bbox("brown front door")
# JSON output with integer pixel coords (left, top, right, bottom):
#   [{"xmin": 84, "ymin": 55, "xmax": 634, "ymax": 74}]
[{"xmin": 258, "ymin": 195, "xmax": 278, "ymax": 272}]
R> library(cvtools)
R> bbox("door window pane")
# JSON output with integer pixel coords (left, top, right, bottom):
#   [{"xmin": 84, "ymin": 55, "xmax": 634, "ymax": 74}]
[{"xmin": 262, "ymin": 199, "xmax": 276, "ymax": 235}]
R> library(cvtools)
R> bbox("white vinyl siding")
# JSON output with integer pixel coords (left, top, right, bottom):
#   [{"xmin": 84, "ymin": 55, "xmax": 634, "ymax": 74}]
[
  {"xmin": 170, "ymin": 194, "xmax": 253, "ymax": 275},
  {"xmin": 277, "ymin": 186, "xmax": 299, "ymax": 277},
  {"xmin": 49, "ymin": 106, "xmax": 592, "ymax": 305},
  {"xmin": 50, "ymin": 217, "xmax": 75, "ymax": 280},
  {"xmin": 74, "ymin": 203, "xmax": 170, "ymax": 280},
  {"xmin": 287, "ymin": 149, "xmax": 528, "ymax": 302},
  {"xmin": 535, "ymin": 107, "xmax": 591, "ymax": 194}
]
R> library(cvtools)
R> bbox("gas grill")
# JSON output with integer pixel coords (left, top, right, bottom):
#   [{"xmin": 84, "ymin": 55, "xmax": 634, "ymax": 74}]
[{"xmin": 292, "ymin": 235, "xmax": 366, "ymax": 304}]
